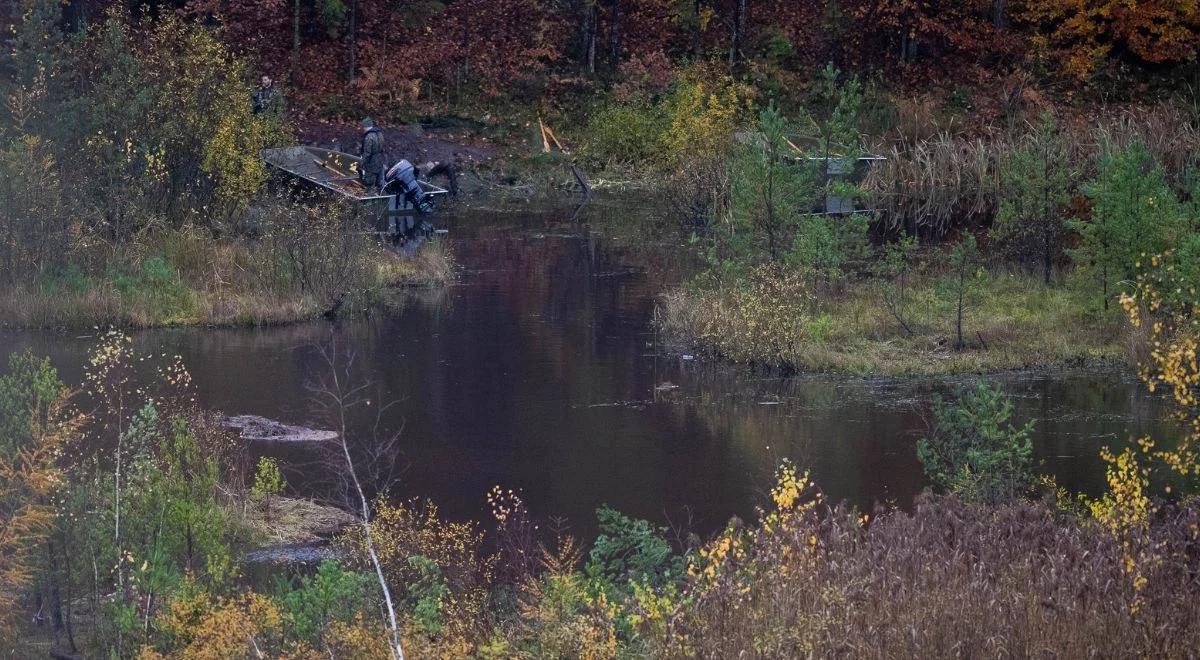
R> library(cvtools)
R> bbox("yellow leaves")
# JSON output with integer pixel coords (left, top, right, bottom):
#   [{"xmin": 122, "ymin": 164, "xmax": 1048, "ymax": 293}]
[
  {"xmin": 770, "ymin": 460, "xmax": 810, "ymax": 512},
  {"xmin": 1089, "ymin": 445, "xmax": 1152, "ymax": 536},
  {"xmin": 661, "ymin": 69, "xmax": 748, "ymax": 169},
  {"xmin": 148, "ymin": 591, "xmax": 283, "ymax": 660},
  {"xmin": 1121, "ymin": 249, "xmax": 1200, "ymax": 483}
]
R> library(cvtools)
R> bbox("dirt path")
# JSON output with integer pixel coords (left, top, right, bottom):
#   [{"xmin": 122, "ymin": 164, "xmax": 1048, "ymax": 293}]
[{"xmin": 296, "ymin": 118, "xmax": 496, "ymax": 168}]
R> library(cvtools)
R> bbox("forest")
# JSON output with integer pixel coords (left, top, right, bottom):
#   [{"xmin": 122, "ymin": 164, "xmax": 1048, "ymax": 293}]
[{"xmin": 3, "ymin": 0, "xmax": 1200, "ymax": 657}]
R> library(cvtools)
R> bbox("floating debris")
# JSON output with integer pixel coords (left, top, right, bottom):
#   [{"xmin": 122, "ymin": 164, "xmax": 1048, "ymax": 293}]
[{"xmin": 223, "ymin": 415, "xmax": 338, "ymax": 443}]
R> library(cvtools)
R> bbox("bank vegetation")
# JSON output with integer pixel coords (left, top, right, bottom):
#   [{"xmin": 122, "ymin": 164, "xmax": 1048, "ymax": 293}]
[
  {"xmin": 0, "ymin": 10, "xmax": 451, "ymax": 329},
  {"xmin": 3, "ymin": 291, "xmax": 1200, "ymax": 656}
]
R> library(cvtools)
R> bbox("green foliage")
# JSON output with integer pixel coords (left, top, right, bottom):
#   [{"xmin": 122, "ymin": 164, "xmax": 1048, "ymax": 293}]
[
  {"xmin": 1071, "ymin": 142, "xmax": 1187, "ymax": 308},
  {"xmin": 113, "ymin": 256, "xmax": 195, "ymax": 322},
  {"xmin": 799, "ymin": 64, "xmax": 864, "ymax": 158},
  {"xmin": 120, "ymin": 412, "xmax": 236, "ymax": 592},
  {"xmin": 720, "ymin": 67, "xmax": 869, "ymax": 276},
  {"xmin": 940, "ymin": 234, "xmax": 983, "ymax": 350},
  {"xmin": 585, "ymin": 506, "xmax": 682, "ymax": 602},
  {"xmin": 275, "ymin": 560, "xmax": 375, "ymax": 644},
  {"xmin": 917, "ymin": 381, "xmax": 1036, "ymax": 503},
  {"xmin": 251, "ymin": 457, "xmax": 285, "ymax": 502},
  {"xmin": 0, "ymin": 133, "xmax": 70, "ymax": 284},
  {"xmin": 28, "ymin": 10, "xmax": 290, "ymax": 239},
  {"xmin": 992, "ymin": 114, "xmax": 1072, "ymax": 284},
  {"xmin": 785, "ymin": 212, "xmax": 869, "ymax": 278},
  {"xmin": 406, "ymin": 555, "xmax": 451, "ymax": 635},
  {"xmin": 251, "ymin": 456, "xmax": 285, "ymax": 520},
  {"xmin": 881, "ymin": 232, "xmax": 920, "ymax": 334},
  {"xmin": 727, "ymin": 103, "xmax": 818, "ymax": 264},
  {"xmin": 41, "ymin": 261, "xmax": 94, "ymax": 297},
  {"xmin": 581, "ymin": 101, "xmax": 666, "ymax": 167},
  {"xmin": 0, "ymin": 351, "xmax": 65, "ymax": 456}
]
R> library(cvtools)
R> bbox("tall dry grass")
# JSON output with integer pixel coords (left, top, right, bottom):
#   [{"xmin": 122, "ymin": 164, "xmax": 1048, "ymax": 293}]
[
  {"xmin": 654, "ymin": 495, "xmax": 1200, "ymax": 658},
  {"xmin": 866, "ymin": 101, "xmax": 1200, "ymax": 234}
]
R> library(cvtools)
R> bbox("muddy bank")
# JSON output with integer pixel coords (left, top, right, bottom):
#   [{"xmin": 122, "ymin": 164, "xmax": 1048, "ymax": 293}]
[
  {"xmin": 294, "ymin": 118, "xmax": 625, "ymax": 202},
  {"xmin": 296, "ymin": 118, "xmax": 496, "ymax": 170}
]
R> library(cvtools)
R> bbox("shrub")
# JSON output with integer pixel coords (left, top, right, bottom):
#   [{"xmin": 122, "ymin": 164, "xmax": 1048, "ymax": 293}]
[
  {"xmin": 0, "ymin": 133, "xmax": 70, "ymax": 284},
  {"xmin": 660, "ymin": 69, "xmax": 747, "ymax": 170},
  {"xmin": 113, "ymin": 256, "xmax": 195, "ymax": 322},
  {"xmin": 1071, "ymin": 142, "xmax": 1187, "ymax": 309},
  {"xmin": 581, "ymin": 101, "xmax": 666, "ymax": 168},
  {"xmin": 251, "ymin": 456, "xmax": 285, "ymax": 520},
  {"xmin": 939, "ymin": 234, "xmax": 982, "ymax": 350},
  {"xmin": 347, "ymin": 498, "xmax": 495, "ymax": 644},
  {"xmin": 274, "ymin": 560, "xmax": 375, "ymax": 645},
  {"xmin": 0, "ymin": 351, "xmax": 66, "ymax": 455},
  {"xmin": 991, "ymin": 114, "xmax": 1072, "ymax": 284},
  {"xmin": 917, "ymin": 381, "xmax": 1036, "ymax": 503},
  {"xmin": 726, "ymin": 103, "xmax": 818, "ymax": 264},
  {"xmin": 585, "ymin": 507, "xmax": 682, "ymax": 602}
]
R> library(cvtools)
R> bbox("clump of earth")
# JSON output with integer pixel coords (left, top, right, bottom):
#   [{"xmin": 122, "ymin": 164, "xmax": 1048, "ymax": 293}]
[{"xmin": 223, "ymin": 415, "xmax": 338, "ymax": 443}]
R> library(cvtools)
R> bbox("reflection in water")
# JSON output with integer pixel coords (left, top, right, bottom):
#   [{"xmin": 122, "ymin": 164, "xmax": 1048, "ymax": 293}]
[{"xmin": 0, "ymin": 204, "xmax": 1178, "ymax": 537}]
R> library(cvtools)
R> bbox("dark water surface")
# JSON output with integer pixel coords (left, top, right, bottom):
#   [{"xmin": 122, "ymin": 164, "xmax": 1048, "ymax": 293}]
[{"xmin": 0, "ymin": 202, "xmax": 1180, "ymax": 536}]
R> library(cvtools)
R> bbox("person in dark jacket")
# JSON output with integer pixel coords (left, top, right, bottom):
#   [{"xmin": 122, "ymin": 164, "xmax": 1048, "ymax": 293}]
[
  {"xmin": 359, "ymin": 117, "xmax": 386, "ymax": 193},
  {"xmin": 252, "ymin": 75, "xmax": 282, "ymax": 115}
]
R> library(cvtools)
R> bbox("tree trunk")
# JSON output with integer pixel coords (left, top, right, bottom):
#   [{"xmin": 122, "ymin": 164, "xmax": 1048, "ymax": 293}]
[
  {"xmin": 585, "ymin": 2, "xmax": 598, "ymax": 74},
  {"xmin": 729, "ymin": 0, "xmax": 746, "ymax": 68},
  {"xmin": 348, "ymin": 0, "xmax": 358, "ymax": 83},
  {"xmin": 291, "ymin": 0, "xmax": 300, "ymax": 85},
  {"xmin": 691, "ymin": 0, "xmax": 702, "ymax": 58},
  {"xmin": 607, "ymin": 0, "xmax": 621, "ymax": 68},
  {"xmin": 1043, "ymin": 224, "xmax": 1052, "ymax": 285},
  {"xmin": 993, "ymin": 0, "xmax": 1008, "ymax": 30},
  {"xmin": 956, "ymin": 271, "xmax": 965, "ymax": 349}
]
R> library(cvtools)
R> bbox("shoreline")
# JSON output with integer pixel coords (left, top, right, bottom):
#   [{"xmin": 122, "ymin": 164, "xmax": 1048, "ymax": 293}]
[{"xmin": 658, "ymin": 274, "xmax": 1131, "ymax": 377}]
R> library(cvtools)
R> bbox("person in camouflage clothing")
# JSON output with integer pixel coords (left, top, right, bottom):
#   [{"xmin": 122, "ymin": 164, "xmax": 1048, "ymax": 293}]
[
  {"xmin": 359, "ymin": 117, "xmax": 385, "ymax": 193},
  {"xmin": 252, "ymin": 75, "xmax": 283, "ymax": 115}
]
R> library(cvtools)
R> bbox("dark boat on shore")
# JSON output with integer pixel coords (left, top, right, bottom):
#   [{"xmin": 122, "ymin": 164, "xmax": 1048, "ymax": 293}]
[{"xmin": 263, "ymin": 145, "xmax": 449, "ymax": 236}]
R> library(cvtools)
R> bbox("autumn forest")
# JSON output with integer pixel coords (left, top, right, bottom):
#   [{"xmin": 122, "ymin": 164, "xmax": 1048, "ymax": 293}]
[{"xmin": 4, "ymin": 0, "xmax": 1200, "ymax": 658}]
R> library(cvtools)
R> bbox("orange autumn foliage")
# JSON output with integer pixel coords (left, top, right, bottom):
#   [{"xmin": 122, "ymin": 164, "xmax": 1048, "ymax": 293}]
[{"xmin": 1026, "ymin": 0, "xmax": 1200, "ymax": 77}]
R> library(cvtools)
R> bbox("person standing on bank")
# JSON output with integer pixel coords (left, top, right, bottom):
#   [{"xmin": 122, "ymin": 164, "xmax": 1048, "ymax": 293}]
[
  {"xmin": 252, "ymin": 75, "xmax": 282, "ymax": 115},
  {"xmin": 359, "ymin": 117, "xmax": 385, "ymax": 193}
]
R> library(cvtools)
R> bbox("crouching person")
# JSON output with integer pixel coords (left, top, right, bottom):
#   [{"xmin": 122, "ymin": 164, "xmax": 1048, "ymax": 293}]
[
  {"xmin": 382, "ymin": 159, "xmax": 434, "ymax": 240},
  {"xmin": 384, "ymin": 159, "xmax": 433, "ymax": 213}
]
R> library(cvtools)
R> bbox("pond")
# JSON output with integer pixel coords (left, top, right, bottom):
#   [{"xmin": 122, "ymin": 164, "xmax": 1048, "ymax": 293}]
[{"xmin": 0, "ymin": 199, "xmax": 1178, "ymax": 537}]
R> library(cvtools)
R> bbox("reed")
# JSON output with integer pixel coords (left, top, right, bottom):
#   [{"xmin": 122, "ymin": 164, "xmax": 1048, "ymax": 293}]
[{"xmin": 865, "ymin": 100, "xmax": 1200, "ymax": 234}]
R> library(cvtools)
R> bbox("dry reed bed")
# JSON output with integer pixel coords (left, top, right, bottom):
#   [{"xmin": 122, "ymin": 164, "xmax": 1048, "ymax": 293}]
[
  {"xmin": 867, "ymin": 102, "xmax": 1200, "ymax": 233},
  {"xmin": 661, "ymin": 496, "xmax": 1200, "ymax": 657}
]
